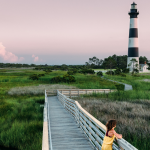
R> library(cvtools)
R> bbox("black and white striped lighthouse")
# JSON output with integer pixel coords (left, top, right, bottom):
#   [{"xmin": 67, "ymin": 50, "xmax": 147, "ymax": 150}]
[{"xmin": 127, "ymin": 2, "xmax": 139, "ymax": 71}]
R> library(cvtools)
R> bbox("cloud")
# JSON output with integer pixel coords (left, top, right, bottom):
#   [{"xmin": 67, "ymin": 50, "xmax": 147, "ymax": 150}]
[
  {"xmin": 32, "ymin": 54, "xmax": 39, "ymax": 62},
  {"xmin": 0, "ymin": 42, "xmax": 24, "ymax": 62}
]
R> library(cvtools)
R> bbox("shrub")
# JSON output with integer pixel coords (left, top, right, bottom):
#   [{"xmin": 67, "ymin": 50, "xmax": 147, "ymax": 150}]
[
  {"xmin": 134, "ymin": 69, "xmax": 139, "ymax": 73},
  {"xmin": 72, "ymin": 69, "xmax": 78, "ymax": 74},
  {"xmin": 51, "ymin": 76, "xmax": 62, "ymax": 83},
  {"xmin": 122, "ymin": 68, "xmax": 129, "ymax": 73},
  {"xmin": 62, "ymin": 74, "xmax": 76, "ymax": 83},
  {"xmin": 115, "ymin": 84, "xmax": 125, "ymax": 91},
  {"xmin": 44, "ymin": 69, "xmax": 52, "ymax": 74},
  {"xmin": 67, "ymin": 71, "xmax": 74, "ymax": 75},
  {"xmin": 51, "ymin": 74, "xmax": 76, "ymax": 83},
  {"xmin": 38, "ymin": 74, "xmax": 45, "ymax": 77},
  {"xmin": 80, "ymin": 69, "xmax": 95, "ymax": 74},
  {"xmin": 120, "ymin": 73, "xmax": 126, "ymax": 77},
  {"xmin": 114, "ymin": 68, "xmax": 122, "ymax": 75},
  {"xmin": 106, "ymin": 71, "xmax": 114, "ymax": 75},
  {"xmin": 29, "ymin": 74, "xmax": 39, "ymax": 80},
  {"xmin": 132, "ymin": 74, "xmax": 140, "ymax": 77},
  {"xmin": 0, "ymin": 103, "xmax": 13, "ymax": 116},
  {"xmin": 97, "ymin": 71, "xmax": 103, "ymax": 76}
]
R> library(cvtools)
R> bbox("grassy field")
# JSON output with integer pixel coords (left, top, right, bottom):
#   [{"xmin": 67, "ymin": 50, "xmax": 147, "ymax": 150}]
[
  {"xmin": 1, "ymin": 68, "xmax": 150, "ymax": 150},
  {"xmin": 72, "ymin": 96, "xmax": 150, "ymax": 150},
  {"xmin": 93, "ymin": 69, "xmax": 115, "ymax": 71},
  {"xmin": 0, "ymin": 68, "xmax": 116, "ymax": 150}
]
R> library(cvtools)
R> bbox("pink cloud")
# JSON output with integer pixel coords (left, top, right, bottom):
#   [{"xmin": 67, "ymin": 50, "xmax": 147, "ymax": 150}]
[
  {"xmin": 0, "ymin": 42, "xmax": 24, "ymax": 62},
  {"xmin": 34, "ymin": 56, "xmax": 39, "ymax": 62},
  {"xmin": 32, "ymin": 54, "xmax": 39, "ymax": 62}
]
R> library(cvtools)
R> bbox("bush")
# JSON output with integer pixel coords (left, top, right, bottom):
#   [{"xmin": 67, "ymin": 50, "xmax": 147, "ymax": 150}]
[
  {"xmin": 44, "ymin": 69, "xmax": 52, "ymax": 74},
  {"xmin": 122, "ymin": 68, "xmax": 129, "ymax": 73},
  {"xmin": 97, "ymin": 71, "xmax": 103, "ymax": 76},
  {"xmin": 134, "ymin": 69, "xmax": 139, "ymax": 73},
  {"xmin": 38, "ymin": 74, "xmax": 45, "ymax": 77},
  {"xmin": 106, "ymin": 71, "xmax": 114, "ymax": 75},
  {"xmin": 72, "ymin": 69, "xmax": 78, "ymax": 74},
  {"xmin": 51, "ymin": 76, "xmax": 62, "ymax": 83},
  {"xmin": 51, "ymin": 74, "xmax": 76, "ymax": 83},
  {"xmin": 67, "ymin": 71, "xmax": 74, "ymax": 75},
  {"xmin": 132, "ymin": 74, "xmax": 140, "ymax": 77},
  {"xmin": 114, "ymin": 68, "xmax": 122, "ymax": 75},
  {"xmin": 62, "ymin": 74, "xmax": 76, "ymax": 83},
  {"xmin": 115, "ymin": 84, "xmax": 125, "ymax": 91},
  {"xmin": 80, "ymin": 69, "xmax": 95, "ymax": 74},
  {"xmin": 120, "ymin": 73, "xmax": 126, "ymax": 77},
  {"xmin": 29, "ymin": 74, "xmax": 39, "ymax": 80}
]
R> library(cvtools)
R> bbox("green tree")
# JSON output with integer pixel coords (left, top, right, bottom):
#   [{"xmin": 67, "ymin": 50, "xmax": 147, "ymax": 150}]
[
  {"xmin": 105, "ymin": 57, "xmax": 116, "ymax": 75},
  {"xmin": 128, "ymin": 58, "xmax": 139, "ymax": 74},
  {"xmin": 139, "ymin": 56, "xmax": 148, "ymax": 64}
]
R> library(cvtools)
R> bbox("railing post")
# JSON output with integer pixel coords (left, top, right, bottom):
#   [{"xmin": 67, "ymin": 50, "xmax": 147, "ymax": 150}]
[
  {"xmin": 78, "ymin": 108, "xmax": 80, "ymax": 128},
  {"xmin": 69, "ymin": 90, "xmax": 71, "ymax": 98},
  {"xmin": 78, "ymin": 90, "xmax": 79, "ymax": 97}
]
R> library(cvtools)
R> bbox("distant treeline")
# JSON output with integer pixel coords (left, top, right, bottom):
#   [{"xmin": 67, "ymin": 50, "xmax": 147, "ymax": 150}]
[
  {"xmin": 85, "ymin": 55, "xmax": 149, "ymax": 69},
  {"xmin": 0, "ymin": 54, "xmax": 148, "ymax": 70}
]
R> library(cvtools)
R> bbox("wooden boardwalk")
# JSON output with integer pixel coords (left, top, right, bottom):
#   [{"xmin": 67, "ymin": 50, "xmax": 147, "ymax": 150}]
[{"xmin": 47, "ymin": 96, "xmax": 94, "ymax": 150}]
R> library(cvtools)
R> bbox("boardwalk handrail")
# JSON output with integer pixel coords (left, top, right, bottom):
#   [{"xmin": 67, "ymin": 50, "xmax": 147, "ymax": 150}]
[
  {"xmin": 45, "ymin": 90, "xmax": 53, "ymax": 150},
  {"xmin": 46, "ymin": 89, "xmax": 117, "ymax": 97},
  {"xmin": 57, "ymin": 90, "xmax": 138, "ymax": 150}
]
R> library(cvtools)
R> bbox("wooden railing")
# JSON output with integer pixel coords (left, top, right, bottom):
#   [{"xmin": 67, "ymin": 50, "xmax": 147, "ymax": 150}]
[
  {"xmin": 57, "ymin": 90, "xmax": 138, "ymax": 150},
  {"xmin": 46, "ymin": 89, "xmax": 117, "ymax": 97}
]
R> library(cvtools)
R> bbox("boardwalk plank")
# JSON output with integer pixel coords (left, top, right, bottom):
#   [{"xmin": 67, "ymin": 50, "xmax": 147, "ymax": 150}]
[{"xmin": 48, "ymin": 96, "xmax": 94, "ymax": 150}]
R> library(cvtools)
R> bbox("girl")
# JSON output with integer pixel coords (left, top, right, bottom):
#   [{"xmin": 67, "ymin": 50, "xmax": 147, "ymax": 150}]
[{"xmin": 101, "ymin": 119, "xmax": 122, "ymax": 150}]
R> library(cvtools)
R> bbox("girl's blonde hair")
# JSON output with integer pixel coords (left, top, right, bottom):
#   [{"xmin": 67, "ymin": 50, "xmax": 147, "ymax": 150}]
[{"xmin": 106, "ymin": 119, "xmax": 117, "ymax": 131}]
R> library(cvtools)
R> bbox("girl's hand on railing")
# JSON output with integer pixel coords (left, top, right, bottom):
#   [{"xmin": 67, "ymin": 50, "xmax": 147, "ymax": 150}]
[{"xmin": 118, "ymin": 134, "xmax": 122, "ymax": 139}]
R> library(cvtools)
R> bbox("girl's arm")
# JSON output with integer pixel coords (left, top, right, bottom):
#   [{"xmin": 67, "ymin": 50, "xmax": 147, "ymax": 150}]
[{"xmin": 112, "ymin": 130, "xmax": 122, "ymax": 139}]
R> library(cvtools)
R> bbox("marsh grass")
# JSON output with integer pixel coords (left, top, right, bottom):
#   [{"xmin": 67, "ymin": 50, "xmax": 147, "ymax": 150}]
[
  {"xmin": 0, "ymin": 70, "xmax": 116, "ymax": 149},
  {"xmin": 81, "ymin": 90, "xmax": 150, "ymax": 101},
  {"xmin": 1, "ymin": 69, "xmax": 150, "ymax": 149},
  {"xmin": 8, "ymin": 84, "xmax": 77, "ymax": 95},
  {"xmin": 0, "ymin": 96, "xmax": 43, "ymax": 150},
  {"xmin": 73, "ymin": 97, "xmax": 150, "ymax": 150}
]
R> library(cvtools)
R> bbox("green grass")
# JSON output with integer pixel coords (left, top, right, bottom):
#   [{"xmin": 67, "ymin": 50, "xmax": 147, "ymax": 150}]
[
  {"xmin": 93, "ymin": 69, "xmax": 115, "ymax": 71},
  {"xmin": 0, "ymin": 69, "xmax": 116, "ymax": 150},
  {"xmin": 0, "ymin": 95, "xmax": 44, "ymax": 150},
  {"xmin": 1, "ymin": 69, "xmax": 150, "ymax": 150}
]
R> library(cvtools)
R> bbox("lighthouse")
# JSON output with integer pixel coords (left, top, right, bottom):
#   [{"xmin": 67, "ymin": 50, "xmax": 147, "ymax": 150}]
[{"xmin": 127, "ymin": 2, "xmax": 139, "ymax": 72}]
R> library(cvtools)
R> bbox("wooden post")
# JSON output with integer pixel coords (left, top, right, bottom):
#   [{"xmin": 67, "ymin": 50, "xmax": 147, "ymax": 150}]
[
  {"xmin": 86, "ymin": 90, "xmax": 87, "ymax": 94},
  {"xmin": 104, "ymin": 90, "xmax": 105, "ymax": 94},
  {"xmin": 110, "ymin": 89, "xmax": 111, "ymax": 93},
  {"xmin": 78, "ymin": 90, "xmax": 79, "ymax": 97},
  {"xmin": 69, "ymin": 90, "xmax": 71, "ymax": 98}
]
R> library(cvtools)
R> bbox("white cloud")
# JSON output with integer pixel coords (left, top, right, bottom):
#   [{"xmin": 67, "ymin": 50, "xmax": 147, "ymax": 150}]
[
  {"xmin": 0, "ymin": 42, "xmax": 24, "ymax": 62},
  {"xmin": 32, "ymin": 54, "xmax": 39, "ymax": 62}
]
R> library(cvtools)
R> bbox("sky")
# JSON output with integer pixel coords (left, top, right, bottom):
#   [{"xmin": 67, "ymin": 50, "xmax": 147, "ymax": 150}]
[{"xmin": 0, "ymin": 0, "xmax": 150, "ymax": 65}]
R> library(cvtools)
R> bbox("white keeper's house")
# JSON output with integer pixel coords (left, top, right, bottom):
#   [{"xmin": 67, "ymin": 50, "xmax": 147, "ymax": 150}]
[{"xmin": 139, "ymin": 61, "xmax": 149, "ymax": 72}]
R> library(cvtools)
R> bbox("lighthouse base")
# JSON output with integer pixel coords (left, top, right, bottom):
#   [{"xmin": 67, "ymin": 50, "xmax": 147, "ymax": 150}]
[{"xmin": 127, "ymin": 57, "xmax": 139, "ymax": 72}]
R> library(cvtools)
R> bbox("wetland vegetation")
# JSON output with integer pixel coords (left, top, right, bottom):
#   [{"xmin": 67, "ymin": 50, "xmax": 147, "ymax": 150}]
[{"xmin": 0, "ymin": 67, "xmax": 150, "ymax": 150}]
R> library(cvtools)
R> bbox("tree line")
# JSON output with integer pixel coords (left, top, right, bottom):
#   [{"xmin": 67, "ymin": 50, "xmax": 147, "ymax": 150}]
[
  {"xmin": 0, "ymin": 55, "xmax": 148, "ymax": 71},
  {"xmin": 85, "ymin": 55, "xmax": 149, "ymax": 69}
]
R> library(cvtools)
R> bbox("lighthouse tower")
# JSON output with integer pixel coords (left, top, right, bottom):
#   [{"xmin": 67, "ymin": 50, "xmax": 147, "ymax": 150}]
[{"xmin": 127, "ymin": 2, "xmax": 139, "ymax": 72}]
